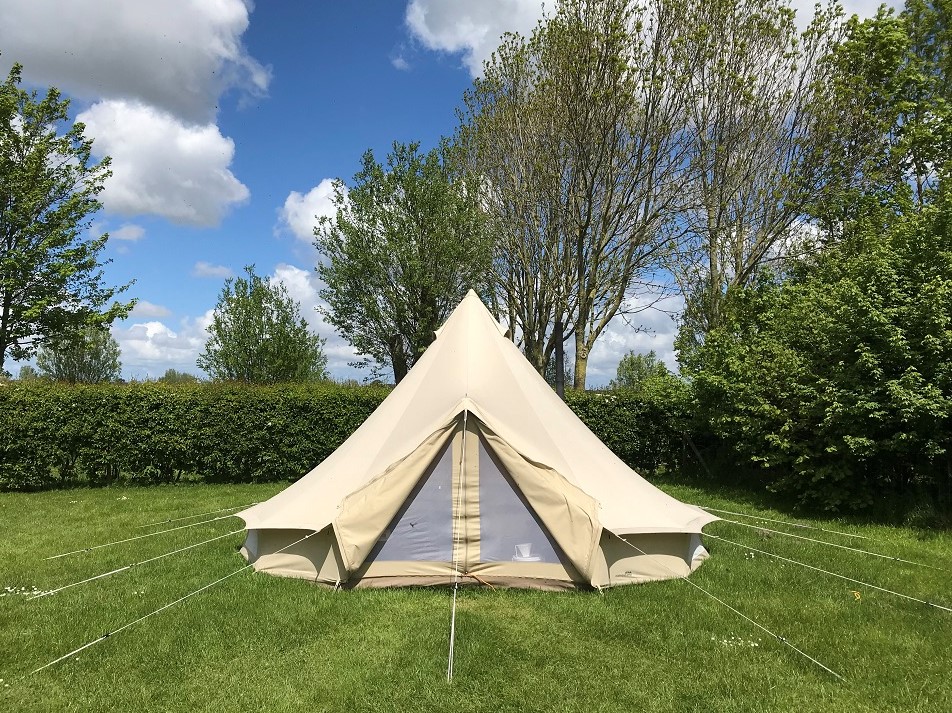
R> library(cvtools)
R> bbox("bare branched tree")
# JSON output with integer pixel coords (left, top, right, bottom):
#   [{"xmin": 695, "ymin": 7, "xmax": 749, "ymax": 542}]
[
  {"xmin": 669, "ymin": 0, "xmax": 846, "ymax": 352},
  {"xmin": 459, "ymin": 0, "xmax": 692, "ymax": 387}
]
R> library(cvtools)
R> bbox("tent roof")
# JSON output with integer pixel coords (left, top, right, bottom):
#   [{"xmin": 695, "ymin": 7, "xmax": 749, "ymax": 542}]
[{"xmin": 238, "ymin": 291, "xmax": 716, "ymax": 535}]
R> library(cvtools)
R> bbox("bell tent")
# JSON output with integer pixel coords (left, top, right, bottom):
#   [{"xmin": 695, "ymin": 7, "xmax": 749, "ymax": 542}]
[{"xmin": 237, "ymin": 291, "xmax": 717, "ymax": 590}]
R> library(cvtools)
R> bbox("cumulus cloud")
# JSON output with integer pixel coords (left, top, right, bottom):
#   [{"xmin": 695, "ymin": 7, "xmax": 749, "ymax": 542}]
[
  {"xmin": 278, "ymin": 179, "xmax": 341, "ymax": 243},
  {"xmin": 405, "ymin": 0, "xmax": 544, "ymax": 76},
  {"xmin": 111, "ymin": 223, "xmax": 146, "ymax": 241},
  {"xmin": 192, "ymin": 261, "xmax": 235, "ymax": 279},
  {"xmin": 129, "ymin": 300, "xmax": 172, "ymax": 318},
  {"xmin": 584, "ymin": 295, "xmax": 684, "ymax": 387},
  {"xmin": 0, "ymin": 0, "xmax": 267, "ymax": 226},
  {"xmin": 0, "ymin": 0, "xmax": 269, "ymax": 123},
  {"xmin": 78, "ymin": 100, "xmax": 249, "ymax": 227},
  {"xmin": 113, "ymin": 311, "xmax": 213, "ymax": 379}
]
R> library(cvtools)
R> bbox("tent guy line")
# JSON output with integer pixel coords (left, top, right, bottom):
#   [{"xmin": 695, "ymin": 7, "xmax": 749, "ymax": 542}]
[
  {"xmin": 136, "ymin": 503, "xmax": 258, "ymax": 528},
  {"xmin": 715, "ymin": 518, "xmax": 947, "ymax": 571},
  {"xmin": 447, "ymin": 410, "xmax": 469, "ymax": 684},
  {"xmin": 45, "ymin": 514, "xmax": 240, "ymax": 560},
  {"xmin": 29, "ymin": 530, "xmax": 246, "ymax": 600},
  {"xmin": 706, "ymin": 534, "xmax": 952, "ymax": 613},
  {"xmin": 30, "ymin": 530, "xmax": 322, "ymax": 675},
  {"xmin": 694, "ymin": 506, "xmax": 873, "ymax": 541},
  {"xmin": 607, "ymin": 530, "xmax": 845, "ymax": 681}
]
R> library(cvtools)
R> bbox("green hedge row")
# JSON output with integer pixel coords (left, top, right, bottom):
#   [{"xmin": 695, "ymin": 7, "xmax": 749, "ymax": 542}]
[{"xmin": 0, "ymin": 382, "xmax": 685, "ymax": 490}]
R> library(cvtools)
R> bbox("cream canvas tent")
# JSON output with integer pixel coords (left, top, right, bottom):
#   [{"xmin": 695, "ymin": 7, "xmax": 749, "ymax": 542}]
[{"xmin": 237, "ymin": 291, "xmax": 717, "ymax": 590}]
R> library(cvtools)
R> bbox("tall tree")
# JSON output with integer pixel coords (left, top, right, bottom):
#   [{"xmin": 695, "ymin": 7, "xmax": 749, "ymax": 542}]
[
  {"xmin": 457, "ymin": 29, "xmax": 574, "ymax": 375},
  {"xmin": 197, "ymin": 266, "xmax": 328, "ymax": 384},
  {"xmin": 459, "ymin": 0, "xmax": 691, "ymax": 387},
  {"xmin": 315, "ymin": 141, "xmax": 492, "ymax": 383},
  {"xmin": 670, "ymin": 0, "xmax": 846, "ymax": 362},
  {"xmin": 809, "ymin": 8, "xmax": 913, "ymax": 236},
  {"xmin": 902, "ymin": 0, "xmax": 952, "ymax": 204},
  {"xmin": 0, "ymin": 62, "xmax": 132, "ymax": 376},
  {"xmin": 36, "ymin": 325, "xmax": 121, "ymax": 384},
  {"xmin": 798, "ymin": 3, "xmax": 951, "ymax": 237}
]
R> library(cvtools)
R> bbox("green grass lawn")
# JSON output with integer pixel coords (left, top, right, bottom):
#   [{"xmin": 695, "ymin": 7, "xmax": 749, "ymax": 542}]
[{"xmin": 0, "ymin": 481, "xmax": 949, "ymax": 713}]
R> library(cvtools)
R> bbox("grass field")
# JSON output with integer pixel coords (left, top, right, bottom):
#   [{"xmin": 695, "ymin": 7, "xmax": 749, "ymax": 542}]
[{"xmin": 0, "ymin": 481, "xmax": 949, "ymax": 713}]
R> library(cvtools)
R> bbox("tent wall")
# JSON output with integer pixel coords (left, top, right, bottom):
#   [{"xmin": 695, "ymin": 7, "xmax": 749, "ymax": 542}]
[
  {"xmin": 592, "ymin": 532, "xmax": 709, "ymax": 587},
  {"xmin": 241, "ymin": 412, "xmax": 708, "ymax": 590},
  {"xmin": 242, "ymin": 527, "xmax": 344, "ymax": 584}
]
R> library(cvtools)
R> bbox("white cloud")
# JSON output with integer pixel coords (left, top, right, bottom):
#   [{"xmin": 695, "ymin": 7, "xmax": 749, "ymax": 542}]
[
  {"xmin": 113, "ymin": 312, "xmax": 212, "ymax": 379},
  {"xmin": 78, "ymin": 100, "xmax": 250, "ymax": 227},
  {"xmin": 279, "ymin": 179, "xmax": 341, "ymax": 243},
  {"xmin": 130, "ymin": 300, "xmax": 172, "ymax": 318},
  {"xmin": 392, "ymin": 55, "xmax": 411, "ymax": 71},
  {"xmin": 0, "ymin": 0, "xmax": 269, "ymax": 123},
  {"xmin": 192, "ymin": 262, "xmax": 235, "ymax": 279},
  {"xmin": 112, "ymin": 223, "xmax": 145, "ymax": 241},
  {"xmin": 585, "ymin": 295, "xmax": 684, "ymax": 387},
  {"xmin": 405, "ymin": 0, "xmax": 544, "ymax": 76},
  {"xmin": 0, "ymin": 0, "xmax": 266, "ymax": 226}
]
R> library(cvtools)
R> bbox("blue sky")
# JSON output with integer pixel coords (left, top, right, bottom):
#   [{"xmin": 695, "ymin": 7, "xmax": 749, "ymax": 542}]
[{"xmin": 0, "ymin": 0, "xmax": 883, "ymax": 383}]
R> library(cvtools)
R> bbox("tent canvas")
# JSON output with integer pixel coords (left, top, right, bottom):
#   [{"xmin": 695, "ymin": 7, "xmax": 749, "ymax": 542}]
[{"xmin": 237, "ymin": 291, "xmax": 717, "ymax": 590}]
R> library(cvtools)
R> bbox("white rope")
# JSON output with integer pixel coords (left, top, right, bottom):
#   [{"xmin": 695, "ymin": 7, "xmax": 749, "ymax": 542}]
[
  {"xmin": 45, "ymin": 514, "xmax": 239, "ymax": 560},
  {"xmin": 706, "ymin": 534, "xmax": 952, "ymax": 613},
  {"xmin": 30, "ymin": 529, "xmax": 246, "ymax": 600},
  {"xmin": 31, "ymin": 529, "xmax": 321, "ymax": 675},
  {"xmin": 694, "ymin": 505, "xmax": 873, "ymax": 541},
  {"xmin": 607, "ymin": 530, "xmax": 845, "ymax": 681},
  {"xmin": 716, "ymin": 518, "xmax": 946, "ymax": 572},
  {"xmin": 137, "ymin": 502, "xmax": 257, "ymax": 528},
  {"xmin": 447, "ymin": 585, "xmax": 460, "ymax": 683},
  {"xmin": 447, "ymin": 410, "xmax": 469, "ymax": 683}
]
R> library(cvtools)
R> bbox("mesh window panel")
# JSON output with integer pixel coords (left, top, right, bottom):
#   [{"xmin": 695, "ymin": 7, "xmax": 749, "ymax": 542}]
[
  {"xmin": 477, "ymin": 436, "xmax": 562, "ymax": 563},
  {"xmin": 369, "ymin": 441, "xmax": 454, "ymax": 562}
]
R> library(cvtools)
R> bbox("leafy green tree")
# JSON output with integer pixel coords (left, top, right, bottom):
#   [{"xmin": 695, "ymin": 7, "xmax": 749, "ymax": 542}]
[
  {"xmin": 901, "ymin": 0, "xmax": 952, "ymax": 204},
  {"xmin": 0, "ymin": 62, "xmax": 132, "ymax": 375},
  {"xmin": 809, "ymin": 7, "xmax": 912, "ymax": 236},
  {"xmin": 16, "ymin": 364, "xmax": 40, "ymax": 381},
  {"xmin": 36, "ymin": 325, "xmax": 121, "ymax": 383},
  {"xmin": 691, "ymin": 186, "xmax": 952, "ymax": 512},
  {"xmin": 197, "ymin": 266, "xmax": 328, "ymax": 384},
  {"xmin": 611, "ymin": 350, "xmax": 669, "ymax": 390},
  {"xmin": 315, "ymin": 141, "xmax": 492, "ymax": 383},
  {"xmin": 814, "ymin": 2, "xmax": 952, "ymax": 230},
  {"xmin": 157, "ymin": 368, "xmax": 200, "ymax": 384}
]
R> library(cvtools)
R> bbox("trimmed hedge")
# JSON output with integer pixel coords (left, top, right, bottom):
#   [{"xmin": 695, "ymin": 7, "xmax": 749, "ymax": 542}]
[
  {"xmin": 0, "ymin": 382, "xmax": 388, "ymax": 490},
  {"xmin": 0, "ymin": 382, "xmax": 686, "ymax": 491}
]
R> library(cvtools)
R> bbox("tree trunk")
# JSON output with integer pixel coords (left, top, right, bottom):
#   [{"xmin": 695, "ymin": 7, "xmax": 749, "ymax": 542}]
[
  {"xmin": 554, "ymin": 319, "xmax": 565, "ymax": 399},
  {"xmin": 389, "ymin": 335, "xmax": 408, "ymax": 384},
  {"xmin": 573, "ymin": 329, "xmax": 588, "ymax": 390}
]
